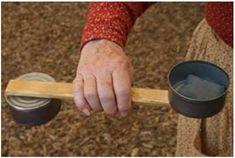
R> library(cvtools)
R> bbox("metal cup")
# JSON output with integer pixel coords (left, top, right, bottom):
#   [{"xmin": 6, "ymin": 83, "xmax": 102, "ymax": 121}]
[
  {"xmin": 168, "ymin": 60, "xmax": 229, "ymax": 118},
  {"xmin": 5, "ymin": 72, "xmax": 61, "ymax": 125}
]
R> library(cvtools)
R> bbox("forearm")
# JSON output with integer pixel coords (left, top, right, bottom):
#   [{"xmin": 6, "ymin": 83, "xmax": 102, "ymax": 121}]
[{"xmin": 80, "ymin": 2, "xmax": 154, "ymax": 49}]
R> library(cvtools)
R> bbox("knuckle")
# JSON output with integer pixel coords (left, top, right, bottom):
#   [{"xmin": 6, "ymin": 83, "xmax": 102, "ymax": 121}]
[
  {"xmin": 100, "ymin": 95, "xmax": 114, "ymax": 103},
  {"xmin": 78, "ymin": 102, "xmax": 86, "ymax": 108},
  {"xmin": 72, "ymin": 84, "xmax": 82, "ymax": 93},
  {"xmin": 74, "ymin": 97, "xmax": 87, "ymax": 109},
  {"xmin": 113, "ymin": 58, "xmax": 131, "ymax": 70},
  {"xmin": 77, "ymin": 68, "xmax": 87, "ymax": 75},
  {"xmin": 116, "ymin": 88, "xmax": 130, "ymax": 97},
  {"xmin": 75, "ymin": 72, "xmax": 83, "ymax": 78},
  {"xmin": 77, "ymin": 64, "xmax": 91, "ymax": 73},
  {"xmin": 73, "ymin": 79, "xmax": 83, "ymax": 92},
  {"xmin": 114, "ymin": 57, "xmax": 128, "ymax": 65},
  {"xmin": 76, "ymin": 101, "xmax": 86, "ymax": 109},
  {"xmin": 73, "ymin": 76, "xmax": 83, "ymax": 83},
  {"xmin": 102, "ymin": 80, "xmax": 112, "ymax": 87},
  {"xmin": 84, "ymin": 92, "xmax": 95, "ymax": 100},
  {"xmin": 100, "ymin": 97, "xmax": 117, "ymax": 115}
]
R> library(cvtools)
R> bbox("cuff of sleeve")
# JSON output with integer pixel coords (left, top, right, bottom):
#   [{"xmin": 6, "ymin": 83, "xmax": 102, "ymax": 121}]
[
  {"xmin": 80, "ymin": 28, "xmax": 125, "ymax": 50},
  {"xmin": 80, "ymin": 2, "xmax": 133, "ymax": 51}
]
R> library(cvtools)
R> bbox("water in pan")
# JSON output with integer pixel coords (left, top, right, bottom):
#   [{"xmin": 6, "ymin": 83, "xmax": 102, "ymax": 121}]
[{"xmin": 173, "ymin": 74, "xmax": 226, "ymax": 100}]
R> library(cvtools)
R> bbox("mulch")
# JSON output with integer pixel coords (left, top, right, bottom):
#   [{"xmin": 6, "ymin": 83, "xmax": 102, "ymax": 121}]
[{"xmin": 2, "ymin": 2, "xmax": 204, "ymax": 156}]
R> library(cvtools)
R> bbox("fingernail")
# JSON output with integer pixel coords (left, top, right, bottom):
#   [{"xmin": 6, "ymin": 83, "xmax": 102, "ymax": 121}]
[
  {"xmin": 82, "ymin": 109, "xmax": 91, "ymax": 116},
  {"xmin": 120, "ymin": 111, "xmax": 128, "ymax": 117}
]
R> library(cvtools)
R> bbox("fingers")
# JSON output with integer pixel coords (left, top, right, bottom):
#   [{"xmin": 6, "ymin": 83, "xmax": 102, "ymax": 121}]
[
  {"xmin": 73, "ymin": 74, "xmax": 91, "ymax": 115},
  {"xmin": 73, "ymin": 70, "xmax": 132, "ymax": 116},
  {"xmin": 112, "ymin": 70, "xmax": 132, "ymax": 116},
  {"xmin": 96, "ymin": 73, "xmax": 117, "ymax": 114},
  {"xmin": 83, "ymin": 74, "xmax": 102, "ymax": 112}
]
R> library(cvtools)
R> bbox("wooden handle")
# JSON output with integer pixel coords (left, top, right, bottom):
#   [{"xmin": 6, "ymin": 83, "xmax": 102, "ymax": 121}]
[{"xmin": 5, "ymin": 80, "xmax": 169, "ymax": 106}]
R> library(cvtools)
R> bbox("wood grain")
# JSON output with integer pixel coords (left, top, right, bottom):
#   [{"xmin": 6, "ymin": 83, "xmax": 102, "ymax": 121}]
[{"xmin": 5, "ymin": 80, "xmax": 169, "ymax": 106}]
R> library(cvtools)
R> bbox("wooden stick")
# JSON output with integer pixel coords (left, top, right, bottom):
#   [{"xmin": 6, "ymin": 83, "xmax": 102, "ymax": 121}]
[{"xmin": 5, "ymin": 80, "xmax": 169, "ymax": 106}]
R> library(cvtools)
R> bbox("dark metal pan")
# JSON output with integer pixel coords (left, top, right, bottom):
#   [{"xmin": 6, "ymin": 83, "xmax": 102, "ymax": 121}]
[
  {"xmin": 168, "ymin": 60, "xmax": 229, "ymax": 118},
  {"xmin": 5, "ymin": 72, "xmax": 62, "ymax": 125}
]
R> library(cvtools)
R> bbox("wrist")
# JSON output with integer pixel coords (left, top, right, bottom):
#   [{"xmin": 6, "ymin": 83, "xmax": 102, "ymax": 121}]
[{"xmin": 81, "ymin": 39, "xmax": 123, "ymax": 52}]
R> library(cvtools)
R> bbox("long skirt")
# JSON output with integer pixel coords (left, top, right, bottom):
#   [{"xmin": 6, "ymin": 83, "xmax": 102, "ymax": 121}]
[{"xmin": 176, "ymin": 19, "xmax": 233, "ymax": 156}]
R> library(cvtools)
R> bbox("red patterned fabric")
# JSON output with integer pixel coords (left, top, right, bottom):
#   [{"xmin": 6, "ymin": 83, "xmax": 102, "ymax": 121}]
[
  {"xmin": 80, "ymin": 2, "xmax": 153, "ymax": 49},
  {"xmin": 81, "ymin": 2, "xmax": 233, "ymax": 49},
  {"xmin": 205, "ymin": 2, "xmax": 233, "ymax": 47}
]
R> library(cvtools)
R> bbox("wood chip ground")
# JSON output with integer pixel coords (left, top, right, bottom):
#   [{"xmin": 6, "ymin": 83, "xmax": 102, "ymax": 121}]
[{"xmin": 2, "ymin": 2, "xmax": 204, "ymax": 156}]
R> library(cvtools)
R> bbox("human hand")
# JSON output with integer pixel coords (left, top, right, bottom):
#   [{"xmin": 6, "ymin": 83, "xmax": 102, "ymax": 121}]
[{"xmin": 73, "ymin": 39, "xmax": 134, "ymax": 116}]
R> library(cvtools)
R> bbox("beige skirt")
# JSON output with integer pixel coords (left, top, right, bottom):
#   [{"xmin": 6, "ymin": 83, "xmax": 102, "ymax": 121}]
[{"xmin": 175, "ymin": 19, "xmax": 233, "ymax": 156}]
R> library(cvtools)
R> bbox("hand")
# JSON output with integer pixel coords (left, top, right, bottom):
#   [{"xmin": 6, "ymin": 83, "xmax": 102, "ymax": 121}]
[{"xmin": 73, "ymin": 39, "xmax": 134, "ymax": 116}]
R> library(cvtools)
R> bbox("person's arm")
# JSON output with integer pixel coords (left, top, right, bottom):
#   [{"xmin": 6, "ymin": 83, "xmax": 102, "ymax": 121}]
[
  {"xmin": 81, "ymin": 2, "xmax": 154, "ymax": 49},
  {"xmin": 73, "ymin": 2, "xmax": 154, "ymax": 116}
]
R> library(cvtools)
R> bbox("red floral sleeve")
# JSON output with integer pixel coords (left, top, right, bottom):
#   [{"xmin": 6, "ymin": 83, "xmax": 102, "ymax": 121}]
[{"xmin": 80, "ymin": 2, "xmax": 154, "ymax": 49}]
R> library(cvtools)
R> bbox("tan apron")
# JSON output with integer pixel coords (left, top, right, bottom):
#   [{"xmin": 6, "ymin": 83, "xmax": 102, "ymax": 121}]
[{"xmin": 176, "ymin": 19, "xmax": 233, "ymax": 156}]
